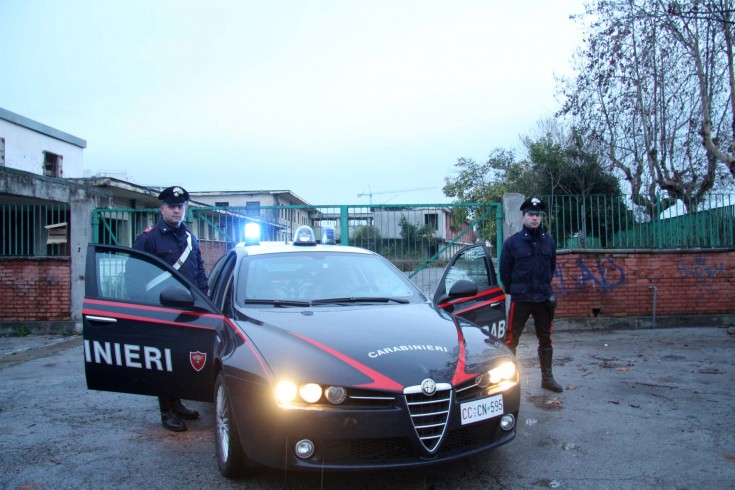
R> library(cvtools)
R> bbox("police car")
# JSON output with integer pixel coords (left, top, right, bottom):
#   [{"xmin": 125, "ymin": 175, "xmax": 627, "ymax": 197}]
[{"xmin": 83, "ymin": 224, "xmax": 517, "ymax": 477}]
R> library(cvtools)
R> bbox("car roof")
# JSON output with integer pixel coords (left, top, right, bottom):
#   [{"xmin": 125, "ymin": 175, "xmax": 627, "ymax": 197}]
[{"xmin": 232, "ymin": 242, "xmax": 378, "ymax": 257}]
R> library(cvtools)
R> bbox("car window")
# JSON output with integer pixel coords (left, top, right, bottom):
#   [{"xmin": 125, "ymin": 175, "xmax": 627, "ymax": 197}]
[
  {"xmin": 209, "ymin": 252, "xmax": 237, "ymax": 309},
  {"xmin": 95, "ymin": 249, "xmax": 190, "ymax": 305},
  {"xmin": 236, "ymin": 251, "xmax": 419, "ymax": 305},
  {"xmin": 443, "ymin": 246, "xmax": 494, "ymax": 292},
  {"xmin": 207, "ymin": 252, "xmax": 230, "ymax": 294}
]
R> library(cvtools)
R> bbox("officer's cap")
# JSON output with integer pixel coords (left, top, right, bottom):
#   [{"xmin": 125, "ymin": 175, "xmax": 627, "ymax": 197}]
[
  {"xmin": 520, "ymin": 197, "xmax": 545, "ymax": 214},
  {"xmin": 158, "ymin": 186, "xmax": 190, "ymax": 205}
]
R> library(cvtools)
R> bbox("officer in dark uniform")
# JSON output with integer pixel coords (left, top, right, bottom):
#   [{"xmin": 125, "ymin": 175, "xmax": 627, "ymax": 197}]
[
  {"xmin": 133, "ymin": 185, "xmax": 208, "ymax": 431},
  {"xmin": 499, "ymin": 197, "xmax": 563, "ymax": 393}
]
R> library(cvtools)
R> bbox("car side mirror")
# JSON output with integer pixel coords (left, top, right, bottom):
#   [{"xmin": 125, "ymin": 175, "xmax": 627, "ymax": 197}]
[
  {"xmin": 437, "ymin": 279, "xmax": 480, "ymax": 305},
  {"xmin": 448, "ymin": 279, "xmax": 478, "ymax": 298},
  {"xmin": 160, "ymin": 287, "xmax": 195, "ymax": 307}
]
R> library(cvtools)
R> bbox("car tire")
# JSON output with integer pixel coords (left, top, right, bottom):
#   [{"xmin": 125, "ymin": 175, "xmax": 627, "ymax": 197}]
[{"xmin": 214, "ymin": 371, "xmax": 250, "ymax": 478}]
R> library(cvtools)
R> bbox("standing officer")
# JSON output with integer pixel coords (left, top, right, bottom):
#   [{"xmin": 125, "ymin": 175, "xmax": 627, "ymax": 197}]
[
  {"xmin": 133, "ymin": 185, "xmax": 209, "ymax": 431},
  {"xmin": 499, "ymin": 197, "xmax": 563, "ymax": 393}
]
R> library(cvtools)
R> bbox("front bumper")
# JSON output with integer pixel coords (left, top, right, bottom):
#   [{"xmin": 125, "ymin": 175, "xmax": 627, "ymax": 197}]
[{"xmin": 229, "ymin": 376, "xmax": 521, "ymax": 471}]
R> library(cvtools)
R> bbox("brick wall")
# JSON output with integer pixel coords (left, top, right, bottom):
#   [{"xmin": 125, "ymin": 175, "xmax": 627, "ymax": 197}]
[
  {"xmin": 554, "ymin": 250, "xmax": 735, "ymax": 319},
  {"xmin": 199, "ymin": 240, "xmax": 231, "ymax": 275},
  {"xmin": 1, "ymin": 250, "xmax": 733, "ymax": 324},
  {"xmin": 0, "ymin": 258, "xmax": 71, "ymax": 321}
]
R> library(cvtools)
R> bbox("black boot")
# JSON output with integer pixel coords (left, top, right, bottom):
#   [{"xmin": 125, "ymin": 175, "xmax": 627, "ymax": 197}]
[
  {"xmin": 161, "ymin": 409, "xmax": 187, "ymax": 432},
  {"xmin": 172, "ymin": 399, "xmax": 199, "ymax": 420},
  {"xmin": 538, "ymin": 348, "xmax": 563, "ymax": 393},
  {"xmin": 159, "ymin": 396, "xmax": 187, "ymax": 431}
]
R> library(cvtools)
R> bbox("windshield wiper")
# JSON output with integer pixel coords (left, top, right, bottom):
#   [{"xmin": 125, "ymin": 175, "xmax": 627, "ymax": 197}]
[
  {"xmin": 310, "ymin": 297, "xmax": 410, "ymax": 305},
  {"xmin": 243, "ymin": 299, "xmax": 311, "ymax": 307}
]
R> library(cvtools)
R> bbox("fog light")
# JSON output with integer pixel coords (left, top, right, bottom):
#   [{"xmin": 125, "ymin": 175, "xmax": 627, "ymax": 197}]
[
  {"xmin": 325, "ymin": 386, "xmax": 347, "ymax": 405},
  {"xmin": 500, "ymin": 414, "xmax": 515, "ymax": 431},
  {"xmin": 295, "ymin": 439, "xmax": 315, "ymax": 459}
]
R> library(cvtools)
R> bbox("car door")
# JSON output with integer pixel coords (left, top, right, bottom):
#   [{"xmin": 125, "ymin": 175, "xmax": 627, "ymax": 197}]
[
  {"xmin": 433, "ymin": 244, "xmax": 508, "ymax": 342},
  {"xmin": 82, "ymin": 244, "xmax": 222, "ymax": 402}
]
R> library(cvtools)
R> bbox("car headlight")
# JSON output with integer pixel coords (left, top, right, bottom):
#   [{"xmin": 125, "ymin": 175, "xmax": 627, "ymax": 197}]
[
  {"xmin": 275, "ymin": 381, "xmax": 347, "ymax": 406},
  {"xmin": 299, "ymin": 383, "xmax": 323, "ymax": 403},
  {"xmin": 275, "ymin": 381, "xmax": 298, "ymax": 404},
  {"xmin": 489, "ymin": 361, "xmax": 517, "ymax": 384},
  {"xmin": 476, "ymin": 361, "xmax": 518, "ymax": 389}
]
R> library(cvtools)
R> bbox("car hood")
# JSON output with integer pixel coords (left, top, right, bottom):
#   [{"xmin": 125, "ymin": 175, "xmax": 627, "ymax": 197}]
[{"xmin": 232, "ymin": 302, "xmax": 510, "ymax": 392}]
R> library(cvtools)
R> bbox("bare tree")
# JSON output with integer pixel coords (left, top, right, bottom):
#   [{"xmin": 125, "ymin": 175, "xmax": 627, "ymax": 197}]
[
  {"xmin": 559, "ymin": 0, "xmax": 734, "ymax": 219},
  {"xmin": 663, "ymin": 0, "xmax": 735, "ymax": 178}
]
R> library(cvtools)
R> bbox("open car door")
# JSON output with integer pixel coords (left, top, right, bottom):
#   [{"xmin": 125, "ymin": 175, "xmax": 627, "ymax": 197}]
[
  {"xmin": 433, "ymin": 244, "xmax": 508, "ymax": 342},
  {"xmin": 82, "ymin": 244, "xmax": 221, "ymax": 402}
]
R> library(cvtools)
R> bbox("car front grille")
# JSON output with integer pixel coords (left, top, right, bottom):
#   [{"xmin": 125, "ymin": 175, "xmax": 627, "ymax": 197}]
[
  {"xmin": 404, "ymin": 384, "xmax": 452, "ymax": 453},
  {"xmin": 318, "ymin": 437, "xmax": 415, "ymax": 463},
  {"xmin": 345, "ymin": 388, "xmax": 396, "ymax": 408},
  {"xmin": 310, "ymin": 419, "xmax": 505, "ymax": 467}
]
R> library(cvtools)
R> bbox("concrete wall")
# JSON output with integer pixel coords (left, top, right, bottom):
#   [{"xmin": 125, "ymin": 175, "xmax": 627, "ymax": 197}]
[
  {"xmin": 503, "ymin": 192, "xmax": 525, "ymax": 240},
  {"xmin": 191, "ymin": 191, "xmax": 286, "ymax": 207},
  {"xmin": 0, "ymin": 109, "xmax": 86, "ymax": 177}
]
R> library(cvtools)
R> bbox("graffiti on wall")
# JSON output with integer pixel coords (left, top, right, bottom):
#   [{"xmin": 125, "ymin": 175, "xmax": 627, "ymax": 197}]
[
  {"xmin": 675, "ymin": 256, "xmax": 725, "ymax": 288},
  {"xmin": 555, "ymin": 257, "xmax": 626, "ymax": 294}
]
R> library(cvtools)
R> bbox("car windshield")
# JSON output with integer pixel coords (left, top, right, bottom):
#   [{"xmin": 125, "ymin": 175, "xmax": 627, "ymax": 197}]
[{"xmin": 235, "ymin": 251, "xmax": 423, "ymax": 307}]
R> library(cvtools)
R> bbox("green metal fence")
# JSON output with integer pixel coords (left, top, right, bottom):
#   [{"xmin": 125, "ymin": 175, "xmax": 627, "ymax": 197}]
[
  {"xmin": 3, "ymin": 194, "xmax": 733, "ymax": 262},
  {"xmin": 544, "ymin": 194, "xmax": 735, "ymax": 249},
  {"xmin": 0, "ymin": 202, "xmax": 70, "ymax": 256}
]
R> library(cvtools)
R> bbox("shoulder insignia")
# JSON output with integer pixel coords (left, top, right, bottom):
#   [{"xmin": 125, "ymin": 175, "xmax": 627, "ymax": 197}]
[{"xmin": 143, "ymin": 226, "xmax": 154, "ymax": 233}]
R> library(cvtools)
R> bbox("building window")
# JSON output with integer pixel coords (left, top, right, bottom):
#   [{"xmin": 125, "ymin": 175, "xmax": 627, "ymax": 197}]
[
  {"xmin": 1, "ymin": 203, "xmax": 70, "ymax": 257},
  {"xmin": 425, "ymin": 213, "xmax": 438, "ymax": 229},
  {"xmin": 246, "ymin": 201, "xmax": 260, "ymax": 217},
  {"xmin": 0, "ymin": 137, "xmax": 5, "ymax": 166},
  {"xmin": 43, "ymin": 151, "xmax": 63, "ymax": 177},
  {"xmin": 214, "ymin": 201, "xmax": 229, "ymax": 207}
]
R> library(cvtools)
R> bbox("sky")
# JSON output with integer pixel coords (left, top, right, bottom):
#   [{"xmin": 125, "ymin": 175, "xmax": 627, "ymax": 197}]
[{"xmin": 1, "ymin": 0, "xmax": 586, "ymax": 206}]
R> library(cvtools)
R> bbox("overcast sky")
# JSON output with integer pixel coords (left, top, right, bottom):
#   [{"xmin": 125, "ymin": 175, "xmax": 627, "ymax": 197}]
[{"xmin": 1, "ymin": 0, "xmax": 585, "ymax": 205}]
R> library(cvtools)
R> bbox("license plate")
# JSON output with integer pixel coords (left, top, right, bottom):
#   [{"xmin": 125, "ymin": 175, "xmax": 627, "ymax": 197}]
[{"xmin": 460, "ymin": 394, "xmax": 504, "ymax": 425}]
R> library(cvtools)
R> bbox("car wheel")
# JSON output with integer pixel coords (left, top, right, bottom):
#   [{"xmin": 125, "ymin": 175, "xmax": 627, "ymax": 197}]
[{"xmin": 214, "ymin": 371, "xmax": 249, "ymax": 478}]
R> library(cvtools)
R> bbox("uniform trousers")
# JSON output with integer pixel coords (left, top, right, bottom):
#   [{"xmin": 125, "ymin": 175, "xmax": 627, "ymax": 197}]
[{"xmin": 505, "ymin": 299, "xmax": 553, "ymax": 353}]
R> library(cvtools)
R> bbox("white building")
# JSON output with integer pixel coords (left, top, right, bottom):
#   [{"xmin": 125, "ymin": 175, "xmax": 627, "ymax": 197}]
[
  {"xmin": 0, "ymin": 107, "xmax": 86, "ymax": 177},
  {"xmin": 190, "ymin": 190, "xmax": 314, "ymax": 242},
  {"xmin": 0, "ymin": 108, "xmax": 110, "ymax": 334}
]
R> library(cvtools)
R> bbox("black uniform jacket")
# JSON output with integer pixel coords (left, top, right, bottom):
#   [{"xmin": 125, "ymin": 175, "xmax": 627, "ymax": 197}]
[
  {"xmin": 499, "ymin": 225, "xmax": 556, "ymax": 302},
  {"xmin": 133, "ymin": 218, "xmax": 208, "ymax": 293}
]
